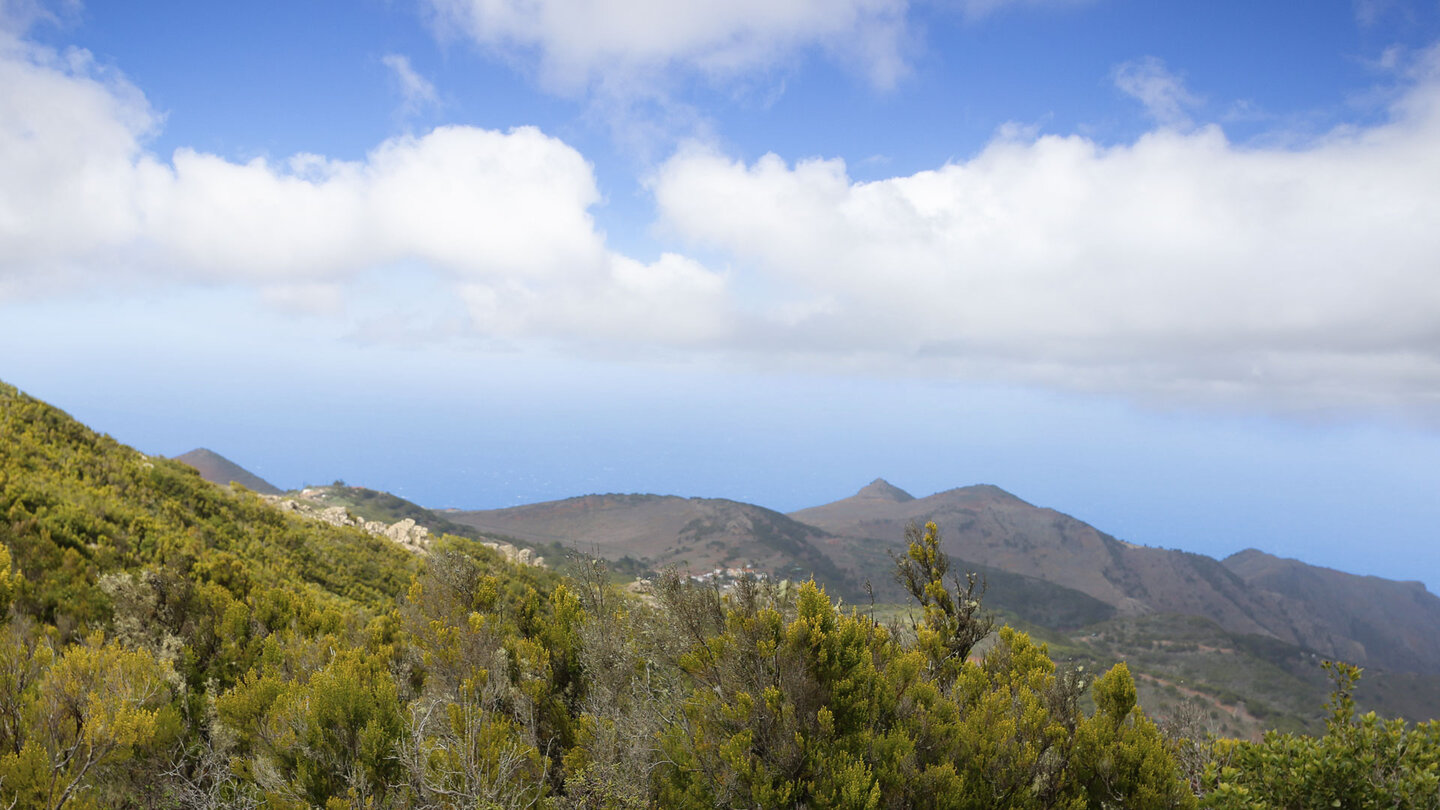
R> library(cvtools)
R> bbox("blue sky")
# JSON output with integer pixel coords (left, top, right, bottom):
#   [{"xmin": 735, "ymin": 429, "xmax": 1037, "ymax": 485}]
[{"xmin": 3, "ymin": 0, "xmax": 1440, "ymax": 587}]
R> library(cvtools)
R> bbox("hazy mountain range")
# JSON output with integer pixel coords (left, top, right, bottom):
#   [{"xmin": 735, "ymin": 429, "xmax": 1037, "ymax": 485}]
[{"xmin": 179, "ymin": 451, "xmax": 1440, "ymax": 683}]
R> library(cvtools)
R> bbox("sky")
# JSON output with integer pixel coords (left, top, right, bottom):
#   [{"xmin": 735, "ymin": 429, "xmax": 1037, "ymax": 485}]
[{"xmin": 3, "ymin": 0, "xmax": 1440, "ymax": 587}]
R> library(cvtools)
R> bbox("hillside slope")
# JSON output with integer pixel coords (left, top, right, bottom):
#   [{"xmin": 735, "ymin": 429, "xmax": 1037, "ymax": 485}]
[
  {"xmin": 0, "ymin": 382, "xmax": 417, "ymax": 623},
  {"xmin": 0, "ymin": 381, "xmax": 576, "ymax": 807}
]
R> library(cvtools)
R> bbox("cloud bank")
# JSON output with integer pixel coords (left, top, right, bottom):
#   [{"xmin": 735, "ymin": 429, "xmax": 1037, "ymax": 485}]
[
  {"xmin": 5, "ymin": 27, "xmax": 1440, "ymax": 413},
  {"xmin": 650, "ymin": 55, "xmax": 1440, "ymax": 409},
  {"xmin": 0, "ymin": 34, "xmax": 730, "ymax": 344}
]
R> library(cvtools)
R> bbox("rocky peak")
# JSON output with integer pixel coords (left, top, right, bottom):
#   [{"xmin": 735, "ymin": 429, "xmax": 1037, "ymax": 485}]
[{"xmin": 855, "ymin": 478, "xmax": 915, "ymax": 502}]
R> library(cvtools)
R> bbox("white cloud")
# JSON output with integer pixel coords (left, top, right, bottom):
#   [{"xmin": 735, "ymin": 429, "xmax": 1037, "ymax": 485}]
[
  {"xmin": 0, "ymin": 36, "xmax": 159, "ymax": 275},
  {"xmin": 1113, "ymin": 57, "xmax": 1202, "ymax": 128},
  {"xmin": 0, "ymin": 36, "xmax": 731, "ymax": 346},
  {"xmin": 650, "ymin": 56, "xmax": 1440, "ymax": 411},
  {"xmin": 424, "ymin": 0, "xmax": 909, "ymax": 92},
  {"xmin": 382, "ymin": 53, "xmax": 439, "ymax": 117}
]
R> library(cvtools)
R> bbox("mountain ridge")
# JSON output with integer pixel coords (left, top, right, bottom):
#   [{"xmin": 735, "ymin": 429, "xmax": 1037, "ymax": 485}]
[
  {"xmin": 445, "ymin": 478, "xmax": 1440, "ymax": 678},
  {"xmin": 76, "ymin": 411, "xmax": 1440, "ymax": 704},
  {"xmin": 791, "ymin": 481, "xmax": 1437, "ymax": 674}
]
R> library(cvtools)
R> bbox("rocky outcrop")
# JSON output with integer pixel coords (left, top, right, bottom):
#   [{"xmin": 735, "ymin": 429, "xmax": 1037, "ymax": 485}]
[
  {"xmin": 480, "ymin": 541, "xmax": 543, "ymax": 568},
  {"xmin": 263, "ymin": 495, "xmax": 543, "ymax": 567}
]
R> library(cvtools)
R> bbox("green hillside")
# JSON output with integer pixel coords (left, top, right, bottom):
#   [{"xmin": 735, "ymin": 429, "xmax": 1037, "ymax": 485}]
[
  {"xmin": 0, "ymin": 384, "xmax": 419, "ymax": 622},
  {"xmin": 0, "ymin": 382, "xmax": 564, "ymax": 808},
  {"xmin": 2, "ymin": 380, "xmax": 1437, "ymax": 808}
]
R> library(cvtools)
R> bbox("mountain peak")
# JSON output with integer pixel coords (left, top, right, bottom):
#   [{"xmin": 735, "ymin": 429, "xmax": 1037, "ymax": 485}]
[
  {"xmin": 855, "ymin": 478, "xmax": 914, "ymax": 502},
  {"xmin": 179, "ymin": 447, "xmax": 222, "ymax": 462},
  {"xmin": 174, "ymin": 447, "xmax": 282, "ymax": 495}
]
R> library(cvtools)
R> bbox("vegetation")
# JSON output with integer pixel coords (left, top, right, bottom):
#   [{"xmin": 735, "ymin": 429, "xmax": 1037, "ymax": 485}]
[
  {"xmin": 0, "ymin": 381, "xmax": 1436, "ymax": 807},
  {"xmin": 1202, "ymin": 662, "xmax": 1440, "ymax": 808},
  {"xmin": 1041, "ymin": 611, "xmax": 1440, "ymax": 740}
]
